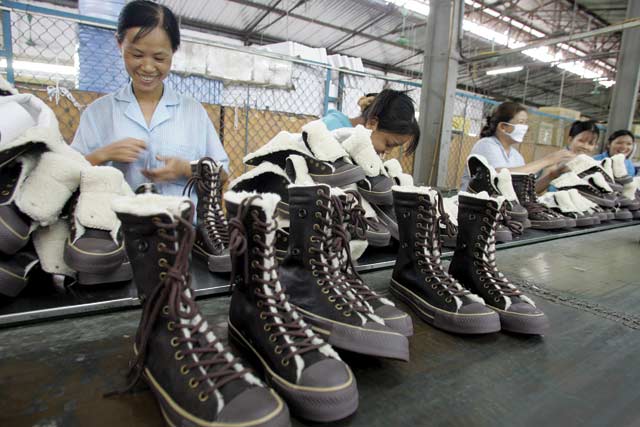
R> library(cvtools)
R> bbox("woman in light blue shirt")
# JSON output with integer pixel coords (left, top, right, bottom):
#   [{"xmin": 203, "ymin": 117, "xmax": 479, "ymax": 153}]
[
  {"xmin": 71, "ymin": 1, "xmax": 228, "ymax": 196},
  {"xmin": 593, "ymin": 130, "xmax": 637, "ymax": 176}
]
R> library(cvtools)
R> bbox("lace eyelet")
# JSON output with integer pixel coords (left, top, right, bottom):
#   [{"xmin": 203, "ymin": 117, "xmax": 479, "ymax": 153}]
[
  {"xmin": 180, "ymin": 365, "xmax": 190, "ymax": 375},
  {"xmin": 335, "ymin": 304, "xmax": 343, "ymax": 311},
  {"xmin": 159, "ymin": 272, "xmax": 167, "ymax": 280},
  {"xmin": 315, "ymin": 200, "xmax": 323, "ymax": 207},
  {"xmin": 170, "ymin": 337, "xmax": 180, "ymax": 347},
  {"xmin": 494, "ymin": 297, "xmax": 500, "ymax": 302},
  {"xmin": 264, "ymin": 325, "xmax": 271, "ymax": 332},
  {"xmin": 484, "ymin": 284, "xmax": 489, "ymax": 288},
  {"xmin": 328, "ymin": 295, "xmax": 336, "ymax": 301},
  {"xmin": 437, "ymin": 291, "xmax": 443, "ymax": 296},
  {"xmin": 162, "ymin": 306, "xmax": 170, "ymax": 315},
  {"xmin": 317, "ymin": 189, "xmax": 325, "ymax": 196},
  {"xmin": 198, "ymin": 392, "xmax": 209, "ymax": 402},
  {"xmin": 274, "ymin": 346, "xmax": 283, "ymax": 354},
  {"xmin": 157, "ymin": 242, "xmax": 167, "ymax": 252},
  {"xmin": 167, "ymin": 321, "xmax": 175, "ymax": 331},
  {"xmin": 174, "ymin": 350, "xmax": 184, "ymax": 360},
  {"xmin": 312, "ymin": 270, "xmax": 319, "ymax": 277},
  {"xmin": 298, "ymin": 209, "xmax": 308, "ymax": 218},
  {"xmin": 189, "ymin": 378, "xmax": 199, "ymax": 388},
  {"xmin": 445, "ymin": 297, "xmax": 452, "ymax": 303},
  {"xmin": 269, "ymin": 334, "xmax": 277, "ymax": 342},
  {"xmin": 259, "ymin": 312, "xmax": 268, "ymax": 320},
  {"xmin": 431, "ymin": 284, "xmax": 437, "ymax": 289},
  {"xmin": 251, "ymin": 260, "xmax": 259, "ymax": 268},
  {"xmin": 343, "ymin": 311, "xmax": 352, "ymax": 317},
  {"xmin": 281, "ymin": 358, "xmax": 290, "ymax": 366},
  {"xmin": 152, "ymin": 216, "xmax": 161, "ymax": 224},
  {"xmin": 257, "ymin": 301, "xmax": 263, "ymax": 307},
  {"xmin": 314, "ymin": 212, "xmax": 322, "ymax": 219},
  {"xmin": 313, "ymin": 224, "xmax": 320, "ymax": 231}
]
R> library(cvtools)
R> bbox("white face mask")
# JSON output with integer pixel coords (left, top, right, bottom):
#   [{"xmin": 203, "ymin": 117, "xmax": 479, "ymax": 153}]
[{"xmin": 501, "ymin": 123, "xmax": 529, "ymax": 143}]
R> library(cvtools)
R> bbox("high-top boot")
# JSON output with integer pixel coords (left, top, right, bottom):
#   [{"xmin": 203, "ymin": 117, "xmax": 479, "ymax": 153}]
[
  {"xmin": 279, "ymin": 184, "xmax": 409, "ymax": 361},
  {"xmin": 184, "ymin": 157, "xmax": 231, "ymax": 273},
  {"xmin": 449, "ymin": 192, "xmax": 549, "ymax": 335},
  {"xmin": 229, "ymin": 162, "xmax": 291, "ymax": 219},
  {"xmin": 390, "ymin": 186, "xmax": 500, "ymax": 334},
  {"xmin": 466, "ymin": 155, "xmax": 529, "ymax": 226},
  {"xmin": 112, "ymin": 194, "xmax": 289, "ymax": 427},
  {"xmin": 331, "ymin": 190, "xmax": 413, "ymax": 337},
  {"xmin": 345, "ymin": 189, "xmax": 391, "ymax": 247},
  {"xmin": 224, "ymin": 191, "xmax": 358, "ymax": 422},
  {"xmin": 511, "ymin": 173, "xmax": 567, "ymax": 229}
]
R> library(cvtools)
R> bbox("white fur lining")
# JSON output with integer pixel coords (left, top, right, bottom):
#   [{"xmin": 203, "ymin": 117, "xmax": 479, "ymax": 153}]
[
  {"xmin": 301, "ymin": 119, "xmax": 348, "ymax": 162},
  {"xmin": 243, "ymin": 131, "xmax": 312, "ymax": 165},
  {"xmin": 468, "ymin": 154, "xmax": 498, "ymax": 184},
  {"xmin": 611, "ymin": 153, "xmax": 629, "ymax": 178},
  {"xmin": 75, "ymin": 167, "xmax": 124, "ymax": 242},
  {"xmin": 286, "ymin": 155, "xmax": 314, "ymax": 185},
  {"xmin": 553, "ymin": 190, "xmax": 579, "ymax": 213},
  {"xmin": 584, "ymin": 172, "xmax": 613, "ymax": 193},
  {"xmin": 551, "ymin": 171, "xmax": 589, "ymax": 189},
  {"xmin": 342, "ymin": 125, "xmax": 383, "ymax": 177},
  {"xmin": 32, "ymin": 220, "xmax": 75, "ymax": 277},
  {"xmin": 15, "ymin": 150, "xmax": 87, "ymax": 226},
  {"xmin": 566, "ymin": 154, "xmax": 601, "ymax": 175},
  {"xmin": 229, "ymin": 161, "xmax": 289, "ymax": 189},
  {"xmin": 1, "ymin": 153, "xmax": 38, "ymax": 205},
  {"xmin": 567, "ymin": 189, "xmax": 597, "ymax": 212},
  {"xmin": 111, "ymin": 194, "xmax": 191, "ymax": 219},
  {"xmin": 223, "ymin": 190, "xmax": 281, "ymax": 222},
  {"xmin": 496, "ymin": 169, "xmax": 519, "ymax": 202},
  {"xmin": 538, "ymin": 193, "xmax": 558, "ymax": 209},
  {"xmin": 458, "ymin": 191, "xmax": 506, "ymax": 207},
  {"xmin": 391, "ymin": 184, "xmax": 434, "ymax": 196},
  {"xmin": 349, "ymin": 239, "xmax": 368, "ymax": 261},
  {"xmin": 442, "ymin": 196, "xmax": 459, "ymax": 226},
  {"xmin": 383, "ymin": 158, "xmax": 404, "ymax": 178},
  {"xmin": 600, "ymin": 158, "xmax": 614, "ymax": 180},
  {"xmin": 622, "ymin": 179, "xmax": 638, "ymax": 200}
]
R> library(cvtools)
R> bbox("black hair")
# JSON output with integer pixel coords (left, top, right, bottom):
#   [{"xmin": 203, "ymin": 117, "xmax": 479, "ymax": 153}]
[
  {"xmin": 116, "ymin": 1, "xmax": 180, "ymax": 52},
  {"xmin": 607, "ymin": 129, "xmax": 634, "ymax": 143},
  {"xmin": 480, "ymin": 101, "xmax": 527, "ymax": 138},
  {"xmin": 568, "ymin": 119, "xmax": 599, "ymax": 139},
  {"xmin": 360, "ymin": 89, "xmax": 420, "ymax": 155}
]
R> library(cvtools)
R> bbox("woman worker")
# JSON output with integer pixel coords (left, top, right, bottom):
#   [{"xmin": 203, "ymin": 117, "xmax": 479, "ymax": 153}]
[
  {"xmin": 71, "ymin": 0, "xmax": 228, "ymax": 195},
  {"xmin": 460, "ymin": 101, "xmax": 575, "ymax": 194},
  {"xmin": 593, "ymin": 130, "xmax": 637, "ymax": 177},
  {"xmin": 322, "ymin": 89, "xmax": 420, "ymax": 158}
]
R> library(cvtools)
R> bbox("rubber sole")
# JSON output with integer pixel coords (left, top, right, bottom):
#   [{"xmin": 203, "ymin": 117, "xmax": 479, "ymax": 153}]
[
  {"xmin": 490, "ymin": 305, "xmax": 549, "ymax": 335},
  {"xmin": 614, "ymin": 210, "xmax": 633, "ymax": 221},
  {"xmin": 228, "ymin": 322, "xmax": 359, "ymax": 423},
  {"xmin": 529, "ymin": 218, "xmax": 567, "ymax": 230},
  {"xmin": 495, "ymin": 229, "xmax": 513, "ymax": 243},
  {"xmin": 193, "ymin": 244, "xmax": 232, "ymax": 273},
  {"xmin": 365, "ymin": 229, "xmax": 391, "ymax": 247},
  {"xmin": 390, "ymin": 279, "xmax": 501, "ymax": 335},
  {"xmin": 578, "ymin": 191, "xmax": 616, "ymax": 208},
  {"xmin": 294, "ymin": 306, "xmax": 409, "ymax": 361},
  {"xmin": 77, "ymin": 261, "xmax": 133, "ymax": 285},
  {"xmin": 64, "ymin": 239, "xmax": 127, "ymax": 274}
]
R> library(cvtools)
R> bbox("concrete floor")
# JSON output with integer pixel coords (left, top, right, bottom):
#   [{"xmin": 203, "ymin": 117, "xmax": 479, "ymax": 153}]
[{"xmin": 1, "ymin": 225, "xmax": 639, "ymax": 427}]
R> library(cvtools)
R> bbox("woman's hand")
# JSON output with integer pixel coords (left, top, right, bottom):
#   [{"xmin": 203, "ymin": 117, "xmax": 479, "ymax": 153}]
[
  {"xmin": 545, "ymin": 149, "xmax": 575, "ymax": 166},
  {"xmin": 141, "ymin": 155, "xmax": 191, "ymax": 183},
  {"xmin": 89, "ymin": 138, "xmax": 147, "ymax": 164}
]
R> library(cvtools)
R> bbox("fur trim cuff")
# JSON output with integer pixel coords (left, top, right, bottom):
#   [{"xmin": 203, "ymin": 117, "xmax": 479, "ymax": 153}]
[
  {"xmin": 224, "ymin": 191, "xmax": 281, "ymax": 221},
  {"xmin": 496, "ymin": 169, "xmax": 519, "ymax": 202},
  {"xmin": 342, "ymin": 125, "xmax": 383, "ymax": 177},
  {"xmin": 566, "ymin": 154, "xmax": 601, "ymax": 175},
  {"xmin": 301, "ymin": 120, "xmax": 348, "ymax": 162},
  {"xmin": 285, "ymin": 155, "xmax": 314, "ymax": 185},
  {"xmin": 75, "ymin": 167, "xmax": 124, "ymax": 240},
  {"xmin": 243, "ymin": 131, "xmax": 312, "ymax": 167},
  {"xmin": 32, "ymin": 220, "xmax": 75, "ymax": 277},
  {"xmin": 112, "ymin": 194, "xmax": 192, "ymax": 219},
  {"xmin": 584, "ymin": 172, "xmax": 613, "ymax": 193},
  {"xmin": 611, "ymin": 153, "xmax": 630, "ymax": 179},
  {"xmin": 551, "ymin": 171, "xmax": 589, "ymax": 189},
  {"xmin": 383, "ymin": 158, "xmax": 404, "ymax": 178}
]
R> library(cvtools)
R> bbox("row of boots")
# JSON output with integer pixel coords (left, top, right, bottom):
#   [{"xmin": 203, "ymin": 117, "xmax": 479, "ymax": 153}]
[{"xmin": 111, "ymin": 176, "xmax": 548, "ymax": 425}]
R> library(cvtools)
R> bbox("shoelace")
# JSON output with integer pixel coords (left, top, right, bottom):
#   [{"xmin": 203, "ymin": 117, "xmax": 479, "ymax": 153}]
[
  {"xmin": 107, "ymin": 206, "xmax": 247, "ymax": 398},
  {"xmin": 184, "ymin": 159, "xmax": 230, "ymax": 249},
  {"xmin": 228, "ymin": 197, "xmax": 322, "ymax": 362},
  {"xmin": 500, "ymin": 204, "xmax": 523, "ymax": 236},
  {"xmin": 414, "ymin": 192, "xmax": 469, "ymax": 298},
  {"xmin": 473, "ymin": 203, "xmax": 522, "ymax": 300},
  {"xmin": 310, "ymin": 191, "xmax": 370, "ymax": 317}
]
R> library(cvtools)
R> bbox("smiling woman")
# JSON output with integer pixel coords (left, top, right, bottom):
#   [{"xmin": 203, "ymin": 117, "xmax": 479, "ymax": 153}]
[{"xmin": 70, "ymin": 0, "xmax": 229, "ymax": 196}]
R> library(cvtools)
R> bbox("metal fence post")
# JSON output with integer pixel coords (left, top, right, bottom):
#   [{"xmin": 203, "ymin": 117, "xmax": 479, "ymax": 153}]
[
  {"xmin": 323, "ymin": 68, "xmax": 331, "ymax": 115},
  {"xmin": 1, "ymin": 9, "xmax": 14, "ymax": 83}
]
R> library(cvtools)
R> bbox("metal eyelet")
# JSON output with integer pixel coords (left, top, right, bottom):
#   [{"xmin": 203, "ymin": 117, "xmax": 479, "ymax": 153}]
[
  {"xmin": 264, "ymin": 325, "xmax": 271, "ymax": 332},
  {"xmin": 431, "ymin": 284, "xmax": 437, "ymax": 289},
  {"xmin": 151, "ymin": 216, "xmax": 161, "ymax": 224},
  {"xmin": 137, "ymin": 240, "xmax": 149, "ymax": 252},
  {"xmin": 159, "ymin": 272, "xmax": 167, "ymax": 280},
  {"xmin": 162, "ymin": 306, "xmax": 170, "ymax": 315},
  {"xmin": 158, "ymin": 258, "xmax": 168, "ymax": 267},
  {"xmin": 437, "ymin": 291, "xmax": 443, "ymax": 296},
  {"xmin": 314, "ymin": 212, "xmax": 322, "ymax": 219},
  {"xmin": 274, "ymin": 346, "xmax": 283, "ymax": 354},
  {"xmin": 198, "ymin": 392, "xmax": 209, "ymax": 402},
  {"xmin": 335, "ymin": 304, "xmax": 343, "ymax": 311},
  {"xmin": 298, "ymin": 209, "xmax": 308, "ymax": 218},
  {"xmin": 269, "ymin": 334, "xmax": 277, "ymax": 342},
  {"xmin": 0, "ymin": 190, "xmax": 8, "ymax": 196},
  {"xmin": 281, "ymin": 359, "xmax": 290, "ymax": 366},
  {"xmin": 343, "ymin": 311, "xmax": 352, "ymax": 317},
  {"xmin": 312, "ymin": 271, "xmax": 319, "ymax": 277},
  {"xmin": 328, "ymin": 295, "xmax": 336, "ymax": 301},
  {"xmin": 313, "ymin": 224, "xmax": 320, "ymax": 231},
  {"xmin": 180, "ymin": 365, "xmax": 190, "ymax": 375},
  {"xmin": 315, "ymin": 200, "xmax": 322, "ymax": 207},
  {"xmin": 257, "ymin": 301, "xmax": 263, "ymax": 308},
  {"xmin": 494, "ymin": 297, "xmax": 500, "ymax": 302},
  {"xmin": 157, "ymin": 242, "xmax": 167, "ymax": 251},
  {"xmin": 174, "ymin": 350, "xmax": 184, "ymax": 360},
  {"xmin": 170, "ymin": 337, "xmax": 179, "ymax": 347},
  {"xmin": 189, "ymin": 378, "xmax": 199, "ymax": 388},
  {"xmin": 259, "ymin": 312, "xmax": 267, "ymax": 320},
  {"xmin": 445, "ymin": 297, "xmax": 452, "ymax": 303},
  {"xmin": 167, "ymin": 321, "xmax": 175, "ymax": 331},
  {"xmin": 292, "ymin": 248, "xmax": 300, "ymax": 256}
]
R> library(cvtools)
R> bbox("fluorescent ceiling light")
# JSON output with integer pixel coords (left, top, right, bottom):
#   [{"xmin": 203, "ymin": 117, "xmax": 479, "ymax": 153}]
[
  {"xmin": 0, "ymin": 58, "xmax": 76, "ymax": 76},
  {"xmin": 384, "ymin": 0, "xmax": 430, "ymax": 16},
  {"xmin": 486, "ymin": 66, "xmax": 523, "ymax": 75}
]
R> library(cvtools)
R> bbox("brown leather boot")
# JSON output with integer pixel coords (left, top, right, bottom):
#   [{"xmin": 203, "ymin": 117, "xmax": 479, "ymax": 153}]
[{"xmin": 113, "ymin": 194, "xmax": 290, "ymax": 427}]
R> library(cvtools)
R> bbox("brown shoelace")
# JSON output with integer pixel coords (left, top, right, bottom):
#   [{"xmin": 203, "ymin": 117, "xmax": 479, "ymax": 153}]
[
  {"xmin": 108, "ymin": 205, "xmax": 248, "ymax": 398},
  {"xmin": 309, "ymin": 191, "xmax": 370, "ymax": 317},
  {"xmin": 413, "ymin": 192, "xmax": 469, "ymax": 299},
  {"xmin": 184, "ymin": 158, "xmax": 230, "ymax": 249},
  {"xmin": 472, "ymin": 203, "xmax": 523, "ymax": 300},
  {"xmin": 228, "ymin": 197, "xmax": 323, "ymax": 361}
]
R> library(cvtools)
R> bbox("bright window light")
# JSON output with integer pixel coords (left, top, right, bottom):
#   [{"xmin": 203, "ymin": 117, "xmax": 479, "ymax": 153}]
[
  {"xmin": 486, "ymin": 66, "xmax": 523, "ymax": 75},
  {"xmin": 384, "ymin": 0, "xmax": 430, "ymax": 16},
  {"xmin": 0, "ymin": 58, "xmax": 76, "ymax": 76}
]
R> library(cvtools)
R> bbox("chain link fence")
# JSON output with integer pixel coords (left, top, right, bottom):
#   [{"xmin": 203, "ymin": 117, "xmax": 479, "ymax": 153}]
[{"xmin": 2, "ymin": 2, "xmax": 621, "ymax": 191}]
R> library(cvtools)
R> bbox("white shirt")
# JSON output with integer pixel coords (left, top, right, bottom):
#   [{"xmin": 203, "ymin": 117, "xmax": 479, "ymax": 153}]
[
  {"xmin": 460, "ymin": 136, "xmax": 525, "ymax": 190},
  {"xmin": 71, "ymin": 83, "xmax": 229, "ymax": 197}
]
